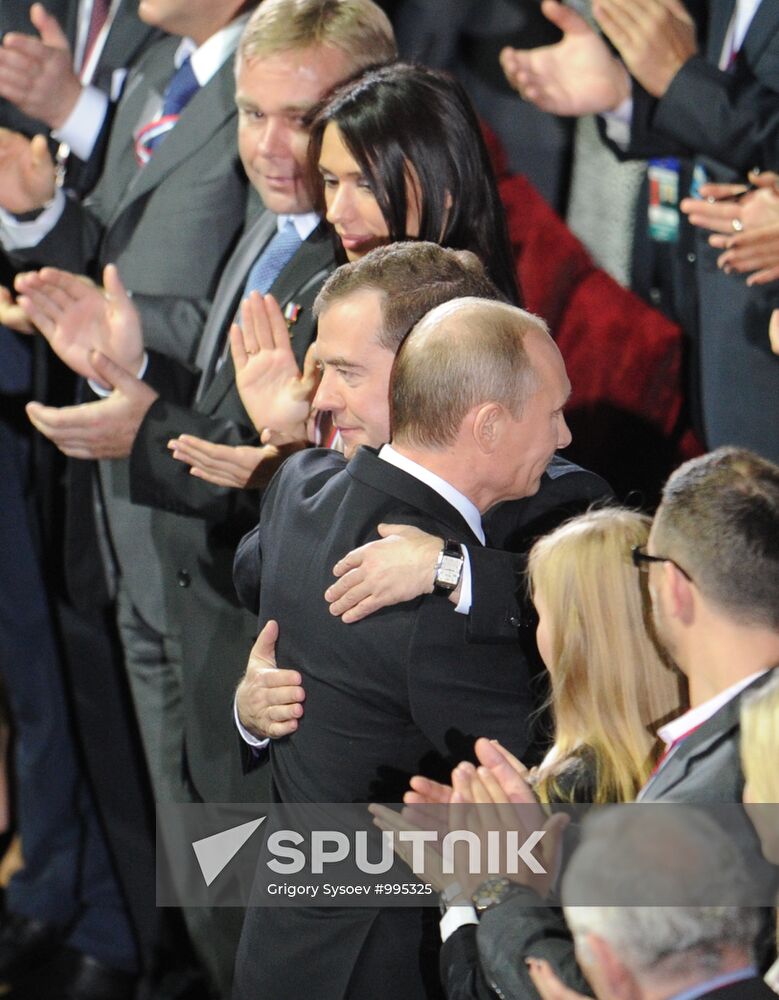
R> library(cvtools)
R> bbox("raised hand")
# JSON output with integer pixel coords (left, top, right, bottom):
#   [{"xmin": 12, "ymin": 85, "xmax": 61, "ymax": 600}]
[
  {"xmin": 594, "ymin": 0, "xmax": 696, "ymax": 98},
  {"xmin": 235, "ymin": 620, "xmax": 306, "ymax": 739},
  {"xmin": 15, "ymin": 264, "xmax": 143, "ymax": 381},
  {"xmin": 232, "ymin": 292, "xmax": 317, "ymax": 439},
  {"xmin": 26, "ymin": 349, "xmax": 158, "ymax": 459},
  {"xmin": 500, "ymin": 0, "xmax": 630, "ymax": 116},
  {"xmin": 0, "ymin": 128, "xmax": 56, "ymax": 214},
  {"xmin": 167, "ymin": 436, "xmax": 286, "ymax": 490},
  {"xmin": 0, "ymin": 4, "xmax": 82, "ymax": 128},
  {"xmin": 325, "ymin": 524, "xmax": 444, "ymax": 623}
]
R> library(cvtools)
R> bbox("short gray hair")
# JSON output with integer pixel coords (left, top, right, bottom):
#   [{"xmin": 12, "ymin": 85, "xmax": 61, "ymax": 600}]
[
  {"xmin": 562, "ymin": 808, "xmax": 760, "ymax": 984},
  {"xmin": 390, "ymin": 298, "xmax": 543, "ymax": 449}
]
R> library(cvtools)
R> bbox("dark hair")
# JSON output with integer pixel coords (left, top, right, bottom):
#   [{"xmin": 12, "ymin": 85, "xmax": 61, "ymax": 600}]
[
  {"xmin": 307, "ymin": 62, "xmax": 521, "ymax": 305},
  {"xmin": 654, "ymin": 447, "xmax": 779, "ymax": 630},
  {"xmin": 314, "ymin": 241, "xmax": 502, "ymax": 351}
]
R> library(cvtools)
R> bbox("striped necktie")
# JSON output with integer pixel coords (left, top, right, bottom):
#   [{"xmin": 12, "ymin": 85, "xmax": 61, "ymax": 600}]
[{"xmin": 135, "ymin": 56, "xmax": 200, "ymax": 164}]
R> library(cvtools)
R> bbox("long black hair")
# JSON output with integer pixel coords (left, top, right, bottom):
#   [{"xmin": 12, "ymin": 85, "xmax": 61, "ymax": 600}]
[{"xmin": 307, "ymin": 62, "xmax": 521, "ymax": 306}]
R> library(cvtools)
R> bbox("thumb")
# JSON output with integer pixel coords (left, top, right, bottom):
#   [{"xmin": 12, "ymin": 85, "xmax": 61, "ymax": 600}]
[
  {"xmin": 541, "ymin": 0, "xmax": 589, "ymax": 35},
  {"xmin": 376, "ymin": 523, "xmax": 430, "ymax": 541},
  {"xmin": 89, "ymin": 348, "xmax": 133, "ymax": 390},
  {"xmin": 30, "ymin": 133, "xmax": 53, "ymax": 167},
  {"xmin": 252, "ymin": 619, "xmax": 279, "ymax": 666},
  {"xmin": 103, "ymin": 263, "xmax": 131, "ymax": 306},
  {"xmin": 30, "ymin": 3, "xmax": 70, "ymax": 50}
]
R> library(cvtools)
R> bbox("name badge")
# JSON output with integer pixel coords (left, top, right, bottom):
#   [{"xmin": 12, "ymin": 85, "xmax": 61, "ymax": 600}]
[{"xmin": 648, "ymin": 157, "xmax": 681, "ymax": 242}]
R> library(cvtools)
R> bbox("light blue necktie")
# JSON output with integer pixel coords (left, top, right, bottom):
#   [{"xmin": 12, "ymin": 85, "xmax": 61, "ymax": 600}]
[
  {"xmin": 209, "ymin": 220, "xmax": 304, "ymax": 383},
  {"xmin": 240, "ymin": 220, "xmax": 303, "ymax": 300}
]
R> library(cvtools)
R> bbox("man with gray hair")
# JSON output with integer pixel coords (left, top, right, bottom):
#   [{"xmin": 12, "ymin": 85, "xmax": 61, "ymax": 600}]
[{"xmin": 556, "ymin": 807, "xmax": 774, "ymax": 1000}]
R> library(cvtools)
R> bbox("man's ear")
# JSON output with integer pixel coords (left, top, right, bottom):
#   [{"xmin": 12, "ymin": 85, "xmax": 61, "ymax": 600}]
[
  {"xmin": 472, "ymin": 402, "xmax": 503, "ymax": 454},
  {"xmin": 587, "ymin": 933, "xmax": 639, "ymax": 999},
  {"xmin": 664, "ymin": 560, "xmax": 695, "ymax": 625}
]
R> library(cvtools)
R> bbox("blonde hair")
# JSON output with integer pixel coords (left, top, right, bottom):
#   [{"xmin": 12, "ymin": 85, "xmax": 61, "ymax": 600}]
[
  {"xmin": 740, "ymin": 673, "xmax": 779, "ymax": 802},
  {"xmin": 528, "ymin": 508, "xmax": 685, "ymax": 804},
  {"xmin": 237, "ymin": 0, "xmax": 396, "ymax": 72}
]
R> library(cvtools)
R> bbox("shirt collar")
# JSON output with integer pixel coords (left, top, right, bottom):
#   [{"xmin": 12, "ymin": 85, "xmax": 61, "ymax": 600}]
[
  {"xmin": 657, "ymin": 669, "xmax": 770, "ymax": 748},
  {"xmin": 378, "ymin": 444, "xmax": 485, "ymax": 545},
  {"xmin": 175, "ymin": 14, "xmax": 249, "ymax": 86},
  {"xmin": 277, "ymin": 212, "xmax": 321, "ymax": 241},
  {"xmin": 669, "ymin": 966, "xmax": 758, "ymax": 1000}
]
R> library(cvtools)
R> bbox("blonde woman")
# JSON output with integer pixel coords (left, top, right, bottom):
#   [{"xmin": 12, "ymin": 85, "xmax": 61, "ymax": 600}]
[{"xmin": 527, "ymin": 507, "xmax": 685, "ymax": 804}]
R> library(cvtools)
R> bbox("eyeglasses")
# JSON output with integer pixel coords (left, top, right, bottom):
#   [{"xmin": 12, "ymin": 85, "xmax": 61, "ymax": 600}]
[{"xmin": 631, "ymin": 545, "xmax": 694, "ymax": 583}]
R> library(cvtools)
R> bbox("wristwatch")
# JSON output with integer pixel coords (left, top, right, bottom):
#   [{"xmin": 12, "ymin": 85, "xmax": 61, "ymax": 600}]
[
  {"xmin": 470, "ymin": 876, "xmax": 514, "ymax": 914},
  {"xmin": 433, "ymin": 540, "xmax": 464, "ymax": 596}
]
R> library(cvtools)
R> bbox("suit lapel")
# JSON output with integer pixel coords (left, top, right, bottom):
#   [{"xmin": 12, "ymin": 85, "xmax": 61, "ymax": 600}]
[
  {"xmin": 199, "ymin": 223, "xmax": 335, "ymax": 412},
  {"xmin": 642, "ymin": 671, "xmax": 774, "ymax": 800},
  {"xmin": 706, "ymin": 0, "xmax": 735, "ymax": 62},
  {"xmin": 193, "ymin": 210, "xmax": 278, "ymax": 398},
  {"xmin": 740, "ymin": 0, "xmax": 779, "ymax": 67},
  {"xmin": 116, "ymin": 54, "xmax": 237, "ymax": 216},
  {"xmin": 347, "ymin": 448, "xmax": 483, "ymax": 545}
]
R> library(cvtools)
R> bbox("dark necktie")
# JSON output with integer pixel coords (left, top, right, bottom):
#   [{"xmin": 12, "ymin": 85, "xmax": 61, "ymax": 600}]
[
  {"xmin": 135, "ymin": 56, "xmax": 200, "ymax": 164},
  {"xmin": 81, "ymin": 0, "xmax": 110, "ymax": 71}
]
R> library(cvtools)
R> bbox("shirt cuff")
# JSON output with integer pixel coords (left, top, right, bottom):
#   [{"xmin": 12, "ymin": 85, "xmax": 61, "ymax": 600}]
[
  {"xmin": 440, "ymin": 905, "xmax": 478, "ymax": 942},
  {"xmin": 87, "ymin": 351, "xmax": 149, "ymax": 397},
  {"xmin": 51, "ymin": 84, "xmax": 109, "ymax": 161},
  {"xmin": 0, "ymin": 189, "xmax": 66, "ymax": 250},
  {"xmin": 453, "ymin": 546, "xmax": 472, "ymax": 615},
  {"xmin": 601, "ymin": 95, "xmax": 633, "ymax": 149},
  {"xmin": 234, "ymin": 694, "xmax": 270, "ymax": 751}
]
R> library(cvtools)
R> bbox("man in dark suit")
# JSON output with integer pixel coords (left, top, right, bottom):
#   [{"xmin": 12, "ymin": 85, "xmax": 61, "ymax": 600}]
[
  {"xmin": 0, "ymin": 1, "xmax": 157, "ymax": 195},
  {"xmin": 233, "ymin": 244, "xmax": 611, "ymax": 746},
  {"xmin": 232, "ymin": 290, "xmax": 576, "ymax": 1000},
  {"xmin": 500, "ymin": 0, "xmax": 779, "ymax": 465},
  {"xmin": 435, "ymin": 446, "xmax": 779, "ymax": 1000}
]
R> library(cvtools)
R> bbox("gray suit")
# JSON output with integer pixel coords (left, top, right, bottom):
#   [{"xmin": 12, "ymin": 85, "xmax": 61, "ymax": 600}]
[{"xmin": 130, "ymin": 212, "xmax": 336, "ymax": 803}]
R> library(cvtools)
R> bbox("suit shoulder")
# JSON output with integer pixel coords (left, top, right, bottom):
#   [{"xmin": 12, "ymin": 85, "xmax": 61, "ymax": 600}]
[{"xmin": 267, "ymin": 447, "xmax": 347, "ymax": 500}]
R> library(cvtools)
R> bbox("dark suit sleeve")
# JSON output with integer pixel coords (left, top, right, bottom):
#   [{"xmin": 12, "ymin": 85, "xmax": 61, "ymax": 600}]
[
  {"xmin": 465, "ymin": 548, "xmax": 524, "ymax": 644},
  {"xmin": 476, "ymin": 890, "xmax": 591, "ymax": 1000},
  {"xmin": 233, "ymin": 523, "xmax": 261, "ymax": 613},
  {"xmin": 129, "ymin": 397, "xmax": 259, "ymax": 521},
  {"xmin": 440, "ymin": 926, "xmax": 499, "ymax": 1000},
  {"xmin": 624, "ymin": 57, "xmax": 779, "ymax": 172},
  {"xmin": 466, "ymin": 467, "xmax": 614, "ymax": 643}
]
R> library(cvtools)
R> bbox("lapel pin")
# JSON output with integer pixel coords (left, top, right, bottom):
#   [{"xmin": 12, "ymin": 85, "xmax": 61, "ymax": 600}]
[{"xmin": 284, "ymin": 302, "xmax": 302, "ymax": 328}]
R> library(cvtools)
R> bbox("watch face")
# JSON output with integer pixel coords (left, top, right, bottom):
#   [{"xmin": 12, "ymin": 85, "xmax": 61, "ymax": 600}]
[{"xmin": 437, "ymin": 556, "xmax": 462, "ymax": 586}]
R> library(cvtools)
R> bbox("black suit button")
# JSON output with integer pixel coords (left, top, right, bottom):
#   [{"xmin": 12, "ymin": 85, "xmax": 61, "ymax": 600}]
[{"xmin": 177, "ymin": 570, "xmax": 191, "ymax": 588}]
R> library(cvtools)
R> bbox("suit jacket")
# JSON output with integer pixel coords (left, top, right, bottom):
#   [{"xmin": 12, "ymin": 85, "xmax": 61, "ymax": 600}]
[
  {"xmin": 14, "ymin": 32, "xmax": 250, "ymax": 628},
  {"xmin": 128, "ymin": 215, "xmax": 335, "ymax": 802},
  {"xmin": 0, "ymin": 1, "xmax": 157, "ymax": 197},
  {"xmin": 621, "ymin": 0, "xmax": 779, "ymax": 464},
  {"xmin": 235, "ymin": 446, "xmax": 538, "ymax": 1000},
  {"xmin": 232, "ymin": 455, "xmax": 613, "ymax": 641},
  {"xmin": 445, "ymin": 672, "xmax": 779, "ymax": 1000}
]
